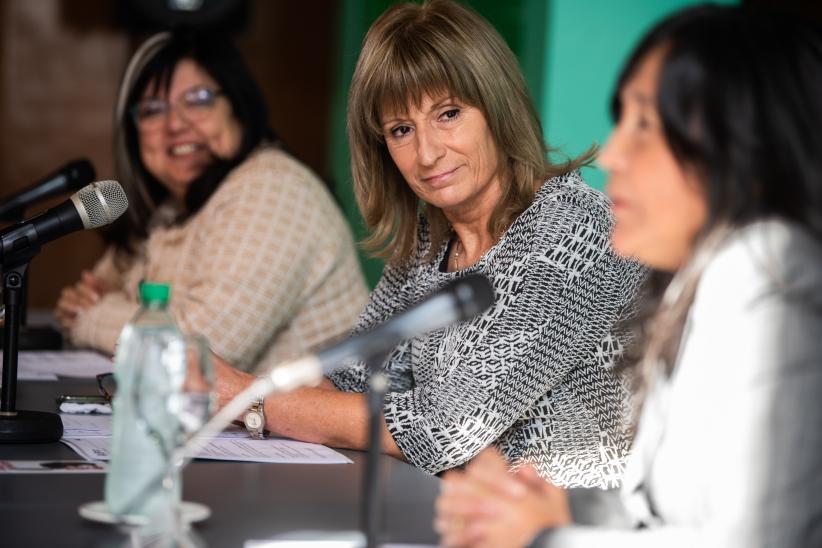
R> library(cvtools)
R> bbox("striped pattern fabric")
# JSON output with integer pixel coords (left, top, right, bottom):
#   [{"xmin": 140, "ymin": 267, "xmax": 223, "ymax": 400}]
[
  {"xmin": 328, "ymin": 171, "xmax": 645, "ymax": 488},
  {"xmin": 70, "ymin": 147, "xmax": 368, "ymax": 373}
]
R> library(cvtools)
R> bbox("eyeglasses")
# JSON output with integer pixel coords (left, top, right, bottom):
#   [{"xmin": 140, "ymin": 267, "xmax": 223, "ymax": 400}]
[
  {"xmin": 130, "ymin": 86, "xmax": 223, "ymax": 131},
  {"xmin": 96, "ymin": 372, "xmax": 117, "ymax": 402}
]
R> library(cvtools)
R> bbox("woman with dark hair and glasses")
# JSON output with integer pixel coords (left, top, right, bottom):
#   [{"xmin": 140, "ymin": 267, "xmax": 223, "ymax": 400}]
[
  {"xmin": 435, "ymin": 5, "xmax": 822, "ymax": 547},
  {"xmin": 55, "ymin": 32, "xmax": 367, "ymax": 374}
]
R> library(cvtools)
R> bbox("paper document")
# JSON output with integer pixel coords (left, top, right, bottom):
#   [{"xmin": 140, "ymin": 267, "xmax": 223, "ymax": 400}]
[
  {"xmin": 247, "ymin": 538, "xmax": 433, "ymax": 548},
  {"xmin": 195, "ymin": 438, "xmax": 352, "ymax": 464},
  {"xmin": 16, "ymin": 370, "xmax": 59, "ymax": 381},
  {"xmin": 8, "ymin": 351, "xmax": 114, "ymax": 379},
  {"xmin": 61, "ymin": 415, "xmax": 352, "ymax": 465},
  {"xmin": 62, "ymin": 438, "xmax": 112, "ymax": 461},
  {"xmin": 61, "ymin": 414, "xmax": 113, "ymax": 438},
  {"xmin": 61, "ymin": 415, "xmax": 262, "ymax": 440}
]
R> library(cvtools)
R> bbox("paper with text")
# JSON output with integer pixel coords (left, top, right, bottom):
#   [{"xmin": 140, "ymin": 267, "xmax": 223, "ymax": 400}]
[
  {"xmin": 61, "ymin": 415, "xmax": 352, "ymax": 465},
  {"xmin": 8, "ymin": 351, "xmax": 114, "ymax": 379}
]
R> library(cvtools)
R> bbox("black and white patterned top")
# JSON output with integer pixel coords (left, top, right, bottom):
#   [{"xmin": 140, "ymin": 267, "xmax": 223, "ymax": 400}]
[{"xmin": 328, "ymin": 171, "xmax": 646, "ymax": 488}]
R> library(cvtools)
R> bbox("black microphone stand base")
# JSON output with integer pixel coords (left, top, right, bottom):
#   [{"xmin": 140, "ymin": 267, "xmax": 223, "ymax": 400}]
[
  {"xmin": 0, "ymin": 410, "xmax": 63, "ymax": 443},
  {"xmin": 1, "ymin": 262, "xmax": 63, "ymax": 443}
]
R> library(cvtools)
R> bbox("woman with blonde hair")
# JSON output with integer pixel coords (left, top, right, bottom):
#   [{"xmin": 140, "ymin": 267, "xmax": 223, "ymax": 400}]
[{"xmin": 215, "ymin": 0, "xmax": 644, "ymax": 486}]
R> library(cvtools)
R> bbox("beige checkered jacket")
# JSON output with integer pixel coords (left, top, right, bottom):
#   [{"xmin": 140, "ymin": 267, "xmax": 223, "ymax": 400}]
[{"xmin": 70, "ymin": 147, "xmax": 368, "ymax": 373}]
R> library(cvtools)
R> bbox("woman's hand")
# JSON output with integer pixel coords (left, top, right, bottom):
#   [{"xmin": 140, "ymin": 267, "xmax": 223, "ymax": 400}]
[
  {"xmin": 211, "ymin": 353, "xmax": 255, "ymax": 411},
  {"xmin": 434, "ymin": 447, "xmax": 572, "ymax": 548},
  {"xmin": 54, "ymin": 271, "xmax": 107, "ymax": 331}
]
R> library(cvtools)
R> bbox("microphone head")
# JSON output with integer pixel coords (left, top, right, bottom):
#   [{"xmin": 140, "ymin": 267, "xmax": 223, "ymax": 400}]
[
  {"xmin": 71, "ymin": 180, "xmax": 129, "ymax": 229},
  {"xmin": 451, "ymin": 273, "xmax": 495, "ymax": 321},
  {"xmin": 65, "ymin": 159, "xmax": 96, "ymax": 189}
]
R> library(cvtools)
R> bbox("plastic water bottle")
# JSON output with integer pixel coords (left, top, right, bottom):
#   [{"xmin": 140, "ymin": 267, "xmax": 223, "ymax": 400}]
[{"xmin": 105, "ymin": 281, "xmax": 186, "ymax": 527}]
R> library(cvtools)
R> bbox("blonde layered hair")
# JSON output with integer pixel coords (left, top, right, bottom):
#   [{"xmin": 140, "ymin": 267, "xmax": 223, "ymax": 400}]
[{"xmin": 348, "ymin": 0, "xmax": 592, "ymax": 263}]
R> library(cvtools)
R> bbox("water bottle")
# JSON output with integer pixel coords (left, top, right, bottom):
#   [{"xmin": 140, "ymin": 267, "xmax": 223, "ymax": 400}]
[{"xmin": 105, "ymin": 281, "xmax": 186, "ymax": 527}]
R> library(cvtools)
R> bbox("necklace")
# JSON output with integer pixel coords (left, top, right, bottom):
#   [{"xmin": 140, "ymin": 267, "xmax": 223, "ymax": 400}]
[{"xmin": 452, "ymin": 238, "xmax": 464, "ymax": 271}]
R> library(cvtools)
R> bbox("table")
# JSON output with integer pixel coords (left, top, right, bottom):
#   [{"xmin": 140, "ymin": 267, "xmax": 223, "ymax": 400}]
[{"xmin": 0, "ymin": 379, "xmax": 440, "ymax": 547}]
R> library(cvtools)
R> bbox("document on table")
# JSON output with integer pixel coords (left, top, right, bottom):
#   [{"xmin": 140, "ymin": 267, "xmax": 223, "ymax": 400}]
[
  {"xmin": 196, "ymin": 438, "xmax": 351, "ymax": 464},
  {"xmin": 60, "ymin": 415, "xmax": 352, "ymax": 465},
  {"xmin": 62, "ymin": 438, "xmax": 112, "ymax": 461},
  {"xmin": 247, "ymin": 537, "xmax": 434, "ymax": 548},
  {"xmin": 17, "ymin": 370, "xmax": 59, "ymax": 381},
  {"xmin": 8, "ymin": 351, "xmax": 114, "ymax": 379},
  {"xmin": 62, "ymin": 415, "xmax": 256, "ymax": 439},
  {"xmin": 61, "ymin": 414, "xmax": 113, "ymax": 438}
]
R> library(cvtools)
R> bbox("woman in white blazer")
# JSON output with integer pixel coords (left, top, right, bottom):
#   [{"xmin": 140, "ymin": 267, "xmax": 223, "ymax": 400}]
[{"xmin": 434, "ymin": 5, "xmax": 822, "ymax": 548}]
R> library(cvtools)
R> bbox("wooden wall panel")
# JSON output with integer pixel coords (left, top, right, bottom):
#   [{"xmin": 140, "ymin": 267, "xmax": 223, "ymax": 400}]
[{"xmin": 0, "ymin": 0, "xmax": 126, "ymax": 309}]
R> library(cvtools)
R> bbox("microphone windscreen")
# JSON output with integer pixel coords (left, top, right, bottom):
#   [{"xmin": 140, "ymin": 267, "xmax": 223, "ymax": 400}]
[
  {"xmin": 452, "ymin": 273, "xmax": 495, "ymax": 320},
  {"xmin": 73, "ymin": 180, "xmax": 128, "ymax": 229}
]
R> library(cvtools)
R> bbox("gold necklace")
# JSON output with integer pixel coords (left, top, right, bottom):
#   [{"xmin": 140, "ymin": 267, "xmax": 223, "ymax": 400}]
[{"xmin": 452, "ymin": 238, "xmax": 463, "ymax": 271}]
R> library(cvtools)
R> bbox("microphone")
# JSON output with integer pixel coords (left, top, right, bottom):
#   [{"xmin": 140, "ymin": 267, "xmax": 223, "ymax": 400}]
[
  {"xmin": 0, "ymin": 159, "xmax": 95, "ymax": 221},
  {"xmin": 187, "ymin": 273, "xmax": 495, "ymax": 453},
  {"xmin": 314, "ymin": 272, "xmax": 495, "ymax": 372},
  {"xmin": 0, "ymin": 180, "xmax": 128, "ymax": 266},
  {"xmin": 270, "ymin": 272, "xmax": 493, "ymax": 393}
]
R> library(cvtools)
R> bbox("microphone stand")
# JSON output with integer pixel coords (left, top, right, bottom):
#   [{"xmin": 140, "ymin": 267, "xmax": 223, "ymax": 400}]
[
  {"xmin": 0, "ymin": 259, "xmax": 63, "ymax": 442},
  {"xmin": 362, "ymin": 353, "xmax": 392, "ymax": 548},
  {"xmin": 0, "ymin": 208, "xmax": 62, "ymax": 351}
]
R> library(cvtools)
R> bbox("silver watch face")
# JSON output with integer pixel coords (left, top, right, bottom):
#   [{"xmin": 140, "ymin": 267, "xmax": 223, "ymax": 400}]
[{"xmin": 244, "ymin": 411, "xmax": 263, "ymax": 430}]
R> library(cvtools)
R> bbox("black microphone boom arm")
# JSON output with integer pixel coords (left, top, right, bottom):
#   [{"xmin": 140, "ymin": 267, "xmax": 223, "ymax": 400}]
[
  {"xmin": 0, "ymin": 200, "xmax": 83, "ymax": 268},
  {"xmin": 0, "ymin": 159, "xmax": 95, "ymax": 221}
]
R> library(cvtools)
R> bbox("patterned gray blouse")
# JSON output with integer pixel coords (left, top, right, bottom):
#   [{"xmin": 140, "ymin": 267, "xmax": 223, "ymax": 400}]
[{"xmin": 328, "ymin": 171, "xmax": 646, "ymax": 488}]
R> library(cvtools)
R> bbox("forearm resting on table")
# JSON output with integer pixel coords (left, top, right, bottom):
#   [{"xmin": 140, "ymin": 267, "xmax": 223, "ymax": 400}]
[{"xmin": 214, "ymin": 355, "xmax": 405, "ymax": 460}]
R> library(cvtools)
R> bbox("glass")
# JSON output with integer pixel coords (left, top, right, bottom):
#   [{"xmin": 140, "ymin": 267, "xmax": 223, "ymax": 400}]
[{"xmin": 131, "ymin": 86, "xmax": 223, "ymax": 131}]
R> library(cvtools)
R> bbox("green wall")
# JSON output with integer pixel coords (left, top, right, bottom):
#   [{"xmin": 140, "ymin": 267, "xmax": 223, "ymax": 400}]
[
  {"xmin": 328, "ymin": 0, "xmax": 394, "ymax": 288},
  {"xmin": 329, "ymin": 0, "xmax": 736, "ymax": 287},
  {"xmin": 541, "ymin": 0, "xmax": 737, "ymax": 190}
]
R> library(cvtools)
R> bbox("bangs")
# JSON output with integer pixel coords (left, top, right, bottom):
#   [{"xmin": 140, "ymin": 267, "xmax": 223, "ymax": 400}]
[
  {"xmin": 363, "ymin": 29, "xmax": 483, "ymax": 137},
  {"xmin": 144, "ymin": 64, "xmax": 175, "ymax": 99},
  {"xmin": 129, "ymin": 34, "xmax": 204, "ymax": 104},
  {"xmin": 132, "ymin": 49, "xmax": 180, "ymax": 103}
]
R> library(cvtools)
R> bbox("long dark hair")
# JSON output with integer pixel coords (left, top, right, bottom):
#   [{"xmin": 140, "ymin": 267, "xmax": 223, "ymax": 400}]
[
  {"xmin": 613, "ymin": 5, "xmax": 822, "ymax": 383},
  {"xmin": 107, "ymin": 31, "xmax": 276, "ymax": 254}
]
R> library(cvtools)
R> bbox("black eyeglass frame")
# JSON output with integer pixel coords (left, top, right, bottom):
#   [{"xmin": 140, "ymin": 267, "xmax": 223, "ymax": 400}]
[{"xmin": 95, "ymin": 372, "xmax": 117, "ymax": 402}]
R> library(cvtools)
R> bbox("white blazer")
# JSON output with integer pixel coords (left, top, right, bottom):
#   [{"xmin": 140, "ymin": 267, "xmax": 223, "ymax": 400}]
[{"xmin": 538, "ymin": 220, "xmax": 822, "ymax": 548}]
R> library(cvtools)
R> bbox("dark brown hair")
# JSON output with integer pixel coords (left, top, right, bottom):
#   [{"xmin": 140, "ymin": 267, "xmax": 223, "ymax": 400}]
[{"xmin": 613, "ymin": 5, "xmax": 822, "ymax": 388}]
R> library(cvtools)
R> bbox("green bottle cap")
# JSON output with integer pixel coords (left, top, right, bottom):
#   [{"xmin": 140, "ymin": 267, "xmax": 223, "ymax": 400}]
[{"xmin": 139, "ymin": 282, "xmax": 170, "ymax": 304}]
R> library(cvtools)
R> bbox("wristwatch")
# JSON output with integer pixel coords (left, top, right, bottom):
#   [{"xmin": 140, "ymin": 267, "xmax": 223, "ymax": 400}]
[{"xmin": 243, "ymin": 394, "xmax": 266, "ymax": 440}]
